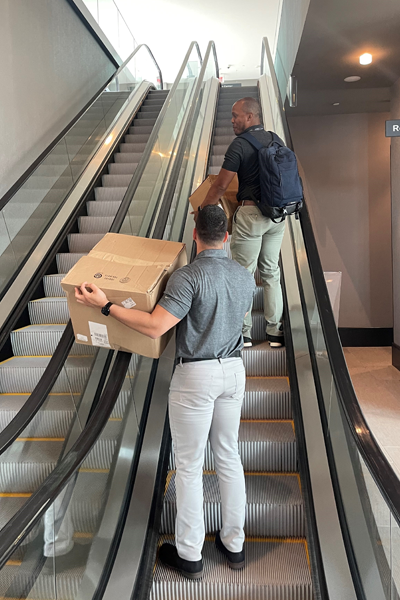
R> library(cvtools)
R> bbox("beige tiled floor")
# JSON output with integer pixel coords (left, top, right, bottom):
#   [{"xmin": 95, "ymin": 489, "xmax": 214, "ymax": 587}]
[{"xmin": 343, "ymin": 347, "xmax": 400, "ymax": 479}]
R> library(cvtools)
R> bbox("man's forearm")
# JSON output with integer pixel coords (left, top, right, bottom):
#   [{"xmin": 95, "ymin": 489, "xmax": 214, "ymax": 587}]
[
  {"xmin": 201, "ymin": 182, "xmax": 226, "ymax": 208},
  {"xmin": 109, "ymin": 305, "xmax": 158, "ymax": 338}
]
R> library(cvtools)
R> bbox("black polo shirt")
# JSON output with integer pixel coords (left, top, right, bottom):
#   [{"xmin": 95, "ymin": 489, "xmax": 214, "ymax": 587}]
[{"xmin": 222, "ymin": 125, "xmax": 284, "ymax": 203}]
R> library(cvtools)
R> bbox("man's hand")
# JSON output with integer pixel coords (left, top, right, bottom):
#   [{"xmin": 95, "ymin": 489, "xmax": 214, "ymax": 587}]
[{"xmin": 75, "ymin": 283, "xmax": 109, "ymax": 308}]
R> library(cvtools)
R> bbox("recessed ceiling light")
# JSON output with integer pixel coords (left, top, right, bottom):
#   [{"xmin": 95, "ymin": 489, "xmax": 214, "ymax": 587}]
[
  {"xmin": 344, "ymin": 76, "xmax": 361, "ymax": 82},
  {"xmin": 359, "ymin": 53, "xmax": 372, "ymax": 65},
  {"xmin": 333, "ymin": 102, "xmax": 340, "ymax": 106}
]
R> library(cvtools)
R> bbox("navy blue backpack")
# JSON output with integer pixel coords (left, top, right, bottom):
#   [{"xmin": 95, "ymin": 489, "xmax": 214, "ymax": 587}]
[{"xmin": 240, "ymin": 131, "xmax": 303, "ymax": 223}]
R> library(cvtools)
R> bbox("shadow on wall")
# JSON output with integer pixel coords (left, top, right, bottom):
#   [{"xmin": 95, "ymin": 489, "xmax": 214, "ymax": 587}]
[{"xmin": 290, "ymin": 112, "xmax": 392, "ymax": 329}]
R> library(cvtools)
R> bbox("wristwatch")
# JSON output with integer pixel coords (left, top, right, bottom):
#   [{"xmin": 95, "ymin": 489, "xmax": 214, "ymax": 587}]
[{"xmin": 101, "ymin": 302, "xmax": 113, "ymax": 317}]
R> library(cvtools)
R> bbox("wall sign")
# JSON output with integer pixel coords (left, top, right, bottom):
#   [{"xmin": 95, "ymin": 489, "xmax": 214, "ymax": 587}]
[{"xmin": 385, "ymin": 120, "xmax": 400, "ymax": 137}]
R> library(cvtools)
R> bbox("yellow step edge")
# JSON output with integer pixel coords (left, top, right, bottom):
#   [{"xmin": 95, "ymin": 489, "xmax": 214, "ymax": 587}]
[
  {"xmin": 0, "ymin": 493, "xmax": 32, "ymax": 498},
  {"xmin": 30, "ymin": 297, "xmax": 66, "ymax": 302},
  {"xmin": 16, "ymin": 437, "xmax": 65, "ymax": 442},
  {"xmin": 73, "ymin": 532, "xmax": 93, "ymax": 539},
  {"xmin": 109, "ymin": 417, "xmax": 122, "ymax": 422},
  {"xmin": 0, "ymin": 355, "xmax": 93, "ymax": 362},
  {"xmin": 79, "ymin": 468, "xmax": 109, "ymax": 473},
  {"xmin": 159, "ymin": 533, "xmax": 306, "ymax": 544},
  {"xmin": 5, "ymin": 560, "xmax": 21, "ymax": 566},
  {"xmin": 240, "ymin": 419, "xmax": 293, "ymax": 424},
  {"xmin": 0, "ymin": 393, "xmax": 80, "ymax": 397},
  {"xmin": 12, "ymin": 324, "xmax": 67, "ymax": 332}
]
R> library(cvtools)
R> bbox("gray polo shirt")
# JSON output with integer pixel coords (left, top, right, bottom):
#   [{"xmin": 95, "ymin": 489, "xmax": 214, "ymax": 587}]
[{"xmin": 158, "ymin": 249, "xmax": 256, "ymax": 359}]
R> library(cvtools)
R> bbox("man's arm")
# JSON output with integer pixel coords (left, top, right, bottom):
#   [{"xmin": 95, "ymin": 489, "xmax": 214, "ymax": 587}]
[
  {"xmin": 75, "ymin": 283, "xmax": 180, "ymax": 339},
  {"xmin": 200, "ymin": 168, "xmax": 236, "ymax": 208}
]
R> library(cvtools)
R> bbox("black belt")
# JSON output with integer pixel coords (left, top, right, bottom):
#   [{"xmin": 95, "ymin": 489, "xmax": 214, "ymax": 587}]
[{"xmin": 179, "ymin": 350, "xmax": 241, "ymax": 363}]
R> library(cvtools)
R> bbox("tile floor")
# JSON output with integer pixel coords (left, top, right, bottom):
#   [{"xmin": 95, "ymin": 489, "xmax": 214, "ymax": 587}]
[{"xmin": 344, "ymin": 346, "xmax": 400, "ymax": 479}]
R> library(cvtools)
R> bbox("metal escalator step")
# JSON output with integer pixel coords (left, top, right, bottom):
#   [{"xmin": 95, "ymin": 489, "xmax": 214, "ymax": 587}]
[
  {"xmin": 102, "ymin": 174, "xmax": 131, "ymax": 188},
  {"xmin": 169, "ymin": 421, "xmax": 296, "ymax": 472},
  {"xmin": 82, "ymin": 420, "xmax": 122, "ymax": 470},
  {"xmin": 86, "ymin": 200, "xmax": 121, "ymax": 217},
  {"xmin": 210, "ymin": 155, "xmax": 224, "ymax": 168},
  {"xmin": 108, "ymin": 161, "xmax": 138, "ymax": 174},
  {"xmin": 243, "ymin": 378, "xmax": 291, "ymax": 419},
  {"xmin": 212, "ymin": 135, "xmax": 233, "ymax": 147},
  {"xmin": 243, "ymin": 343, "xmax": 286, "ymax": 377},
  {"xmin": 208, "ymin": 166, "xmax": 220, "ymax": 175},
  {"xmin": 214, "ymin": 127, "xmax": 234, "ymax": 137},
  {"xmin": 120, "ymin": 141, "xmax": 148, "ymax": 152},
  {"xmin": 69, "ymin": 472, "xmax": 108, "ymax": 533},
  {"xmin": 253, "ymin": 286, "xmax": 263, "ymax": 310},
  {"xmin": 126, "ymin": 131, "xmax": 151, "ymax": 142},
  {"xmin": 68, "ymin": 233, "xmax": 104, "ymax": 253},
  {"xmin": 141, "ymin": 104, "xmax": 164, "ymax": 112},
  {"xmin": 161, "ymin": 473, "xmax": 304, "ymax": 537},
  {"xmin": 56, "ymin": 253, "xmax": 86, "ymax": 273},
  {"xmin": 0, "ymin": 356, "xmax": 93, "ymax": 394},
  {"xmin": 43, "ymin": 274, "xmax": 66, "ymax": 297},
  {"xmin": 94, "ymin": 186, "xmax": 126, "ymax": 202},
  {"xmin": 11, "ymin": 325, "xmax": 96, "ymax": 356},
  {"xmin": 137, "ymin": 112, "xmax": 159, "ymax": 120},
  {"xmin": 0, "ymin": 440, "xmax": 64, "ymax": 492},
  {"xmin": 28, "ymin": 297, "xmax": 68, "ymax": 325},
  {"xmin": 151, "ymin": 538, "xmax": 312, "ymax": 600},
  {"xmin": 212, "ymin": 144, "xmax": 231, "ymax": 156},
  {"xmin": 0, "ymin": 394, "xmax": 76, "ymax": 437},
  {"xmin": 251, "ymin": 311, "xmax": 266, "ymax": 340},
  {"xmin": 132, "ymin": 118, "xmax": 157, "ymax": 127},
  {"xmin": 78, "ymin": 216, "xmax": 114, "ymax": 233},
  {"xmin": 215, "ymin": 118, "xmax": 232, "ymax": 127}
]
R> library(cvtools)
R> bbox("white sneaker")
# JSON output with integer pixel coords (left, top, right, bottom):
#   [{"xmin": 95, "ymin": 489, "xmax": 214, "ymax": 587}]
[{"xmin": 243, "ymin": 337, "xmax": 253, "ymax": 348}]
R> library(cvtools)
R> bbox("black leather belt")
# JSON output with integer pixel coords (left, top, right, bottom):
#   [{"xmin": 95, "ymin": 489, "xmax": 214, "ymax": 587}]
[{"xmin": 179, "ymin": 350, "xmax": 242, "ymax": 363}]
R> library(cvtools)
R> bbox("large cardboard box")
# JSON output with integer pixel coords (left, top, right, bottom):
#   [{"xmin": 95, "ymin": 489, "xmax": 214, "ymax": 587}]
[
  {"xmin": 61, "ymin": 233, "xmax": 187, "ymax": 358},
  {"xmin": 189, "ymin": 174, "xmax": 238, "ymax": 234}
]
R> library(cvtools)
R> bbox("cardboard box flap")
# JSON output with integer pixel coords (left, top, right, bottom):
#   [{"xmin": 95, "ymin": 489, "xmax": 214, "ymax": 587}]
[{"xmin": 189, "ymin": 174, "xmax": 238, "ymax": 209}]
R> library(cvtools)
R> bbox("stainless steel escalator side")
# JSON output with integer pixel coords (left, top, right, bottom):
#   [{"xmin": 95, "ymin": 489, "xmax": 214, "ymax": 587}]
[{"xmin": 261, "ymin": 35, "xmax": 400, "ymax": 600}]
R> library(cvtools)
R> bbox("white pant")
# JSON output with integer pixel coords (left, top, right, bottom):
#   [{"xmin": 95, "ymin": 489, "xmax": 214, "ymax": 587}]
[
  {"xmin": 44, "ymin": 486, "xmax": 74, "ymax": 557},
  {"xmin": 169, "ymin": 357, "xmax": 246, "ymax": 562}
]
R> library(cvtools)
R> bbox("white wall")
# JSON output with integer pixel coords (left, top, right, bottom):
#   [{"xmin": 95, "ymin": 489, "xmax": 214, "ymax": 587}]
[
  {"xmin": 289, "ymin": 112, "xmax": 392, "ymax": 328},
  {"xmin": 0, "ymin": 0, "xmax": 116, "ymax": 199}
]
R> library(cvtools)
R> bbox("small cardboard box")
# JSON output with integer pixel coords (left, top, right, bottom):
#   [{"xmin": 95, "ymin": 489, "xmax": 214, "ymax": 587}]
[
  {"xmin": 189, "ymin": 174, "xmax": 238, "ymax": 234},
  {"xmin": 61, "ymin": 233, "xmax": 187, "ymax": 358}
]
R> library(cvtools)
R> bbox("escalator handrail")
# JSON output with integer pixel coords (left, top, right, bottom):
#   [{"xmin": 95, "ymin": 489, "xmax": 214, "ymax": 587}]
[
  {"xmin": 0, "ymin": 44, "xmax": 162, "ymax": 214},
  {"xmin": 0, "ymin": 43, "xmax": 203, "ymax": 456},
  {"xmin": 260, "ymin": 36, "xmax": 400, "ymax": 527},
  {"xmin": 0, "ymin": 350, "xmax": 132, "ymax": 570},
  {"xmin": 153, "ymin": 40, "xmax": 219, "ymax": 238}
]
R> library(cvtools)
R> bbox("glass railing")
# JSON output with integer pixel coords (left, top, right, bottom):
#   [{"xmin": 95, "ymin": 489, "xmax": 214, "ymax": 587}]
[
  {"xmin": 83, "ymin": 0, "xmax": 137, "ymax": 62},
  {"xmin": 119, "ymin": 42, "xmax": 202, "ymax": 239},
  {"xmin": 261, "ymin": 35, "xmax": 400, "ymax": 599},
  {"xmin": 0, "ymin": 44, "xmax": 162, "ymax": 302}
]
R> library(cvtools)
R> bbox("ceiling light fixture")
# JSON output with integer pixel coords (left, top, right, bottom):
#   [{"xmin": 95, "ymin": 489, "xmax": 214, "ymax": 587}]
[
  {"xmin": 333, "ymin": 102, "xmax": 340, "ymax": 106},
  {"xmin": 344, "ymin": 76, "xmax": 361, "ymax": 82},
  {"xmin": 359, "ymin": 53, "xmax": 372, "ymax": 65}
]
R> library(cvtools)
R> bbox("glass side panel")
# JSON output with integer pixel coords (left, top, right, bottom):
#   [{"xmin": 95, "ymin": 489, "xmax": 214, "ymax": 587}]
[
  {"xmin": 0, "ymin": 45, "xmax": 160, "ymax": 301},
  {"xmin": 83, "ymin": 0, "xmax": 137, "ymax": 61}
]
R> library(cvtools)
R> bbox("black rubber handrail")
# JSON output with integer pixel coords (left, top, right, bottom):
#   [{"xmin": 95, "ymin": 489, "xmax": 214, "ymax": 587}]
[
  {"xmin": 0, "ymin": 350, "xmax": 132, "ymax": 570},
  {"xmin": 0, "ymin": 42, "xmax": 203, "ymax": 458},
  {"xmin": 261, "ymin": 36, "xmax": 400, "ymax": 528},
  {"xmin": 0, "ymin": 44, "xmax": 162, "ymax": 213}
]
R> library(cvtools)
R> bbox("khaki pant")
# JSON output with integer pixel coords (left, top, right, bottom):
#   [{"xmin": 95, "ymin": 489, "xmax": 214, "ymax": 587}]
[{"xmin": 230, "ymin": 205, "xmax": 285, "ymax": 339}]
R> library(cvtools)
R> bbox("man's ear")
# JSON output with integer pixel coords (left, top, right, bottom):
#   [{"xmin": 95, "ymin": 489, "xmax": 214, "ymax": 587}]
[
  {"xmin": 223, "ymin": 231, "xmax": 229, "ymax": 243},
  {"xmin": 193, "ymin": 227, "xmax": 197, "ymax": 242}
]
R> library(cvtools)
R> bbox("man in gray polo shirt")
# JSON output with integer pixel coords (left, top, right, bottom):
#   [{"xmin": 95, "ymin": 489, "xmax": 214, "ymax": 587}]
[{"xmin": 75, "ymin": 206, "xmax": 255, "ymax": 579}]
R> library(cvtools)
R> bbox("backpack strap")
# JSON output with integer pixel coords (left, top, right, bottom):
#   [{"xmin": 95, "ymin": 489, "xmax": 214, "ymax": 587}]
[{"xmin": 239, "ymin": 132, "xmax": 264, "ymax": 150}]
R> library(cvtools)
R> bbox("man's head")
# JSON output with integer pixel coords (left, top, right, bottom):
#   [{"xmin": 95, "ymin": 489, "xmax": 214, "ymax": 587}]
[
  {"xmin": 194, "ymin": 205, "xmax": 228, "ymax": 249},
  {"xmin": 231, "ymin": 97, "xmax": 261, "ymax": 135}
]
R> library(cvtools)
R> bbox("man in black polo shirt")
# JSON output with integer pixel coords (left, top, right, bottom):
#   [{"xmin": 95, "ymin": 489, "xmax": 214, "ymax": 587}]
[
  {"xmin": 75, "ymin": 206, "xmax": 255, "ymax": 579},
  {"xmin": 200, "ymin": 97, "xmax": 286, "ymax": 348}
]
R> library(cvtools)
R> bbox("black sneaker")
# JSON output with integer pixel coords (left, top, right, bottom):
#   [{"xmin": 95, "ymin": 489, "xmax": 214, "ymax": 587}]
[
  {"xmin": 243, "ymin": 337, "xmax": 252, "ymax": 348},
  {"xmin": 159, "ymin": 543, "xmax": 203, "ymax": 579},
  {"xmin": 267, "ymin": 333, "xmax": 284, "ymax": 348},
  {"xmin": 215, "ymin": 531, "xmax": 245, "ymax": 570}
]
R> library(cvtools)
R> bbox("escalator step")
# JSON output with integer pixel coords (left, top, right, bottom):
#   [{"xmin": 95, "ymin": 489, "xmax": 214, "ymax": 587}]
[
  {"xmin": 0, "ymin": 441, "xmax": 64, "ymax": 492},
  {"xmin": 161, "ymin": 473, "xmax": 304, "ymax": 537},
  {"xmin": 212, "ymin": 135, "xmax": 234, "ymax": 146},
  {"xmin": 242, "ymin": 343, "xmax": 286, "ymax": 377},
  {"xmin": 56, "ymin": 253, "xmax": 87, "ymax": 273},
  {"xmin": 136, "ymin": 112, "xmax": 159, "ymax": 120},
  {"xmin": 108, "ymin": 161, "xmax": 138, "ymax": 174},
  {"xmin": 120, "ymin": 141, "xmax": 148, "ymax": 152},
  {"xmin": 126, "ymin": 131, "xmax": 151, "ymax": 142},
  {"xmin": 132, "ymin": 118, "xmax": 157, "ymax": 127},
  {"xmin": 250, "ymin": 311, "xmax": 267, "ymax": 341},
  {"xmin": 86, "ymin": 200, "xmax": 121, "ymax": 217},
  {"xmin": 43, "ymin": 274, "xmax": 66, "ymax": 297},
  {"xmin": 243, "ymin": 378, "xmax": 291, "ymax": 419},
  {"xmin": 78, "ymin": 216, "xmax": 114, "ymax": 234},
  {"xmin": 28, "ymin": 297, "xmax": 68, "ymax": 325},
  {"xmin": 0, "ymin": 394, "xmax": 76, "ymax": 437},
  {"xmin": 0, "ymin": 356, "xmax": 93, "ymax": 394},
  {"xmin": 10, "ymin": 325, "xmax": 96, "ymax": 356},
  {"xmin": 102, "ymin": 174, "xmax": 131, "ymax": 188},
  {"xmin": 169, "ymin": 421, "xmax": 296, "ymax": 472},
  {"xmin": 152, "ymin": 538, "xmax": 312, "ymax": 599},
  {"xmin": 253, "ymin": 286, "xmax": 263, "ymax": 310},
  {"xmin": 68, "ymin": 233, "xmax": 105, "ymax": 253},
  {"xmin": 94, "ymin": 187, "xmax": 126, "ymax": 201}
]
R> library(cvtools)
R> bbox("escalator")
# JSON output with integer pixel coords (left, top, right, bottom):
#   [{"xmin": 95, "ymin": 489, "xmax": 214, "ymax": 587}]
[
  {"xmin": 152, "ymin": 83, "xmax": 311, "ymax": 598},
  {"xmin": 0, "ymin": 37, "xmax": 399, "ymax": 600}
]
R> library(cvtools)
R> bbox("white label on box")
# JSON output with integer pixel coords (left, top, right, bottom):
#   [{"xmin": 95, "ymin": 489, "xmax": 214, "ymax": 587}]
[
  {"xmin": 88, "ymin": 321, "xmax": 111, "ymax": 348},
  {"xmin": 76, "ymin": 334, "xmax": 88, "ymax": 342},
  {"xmin": 121, "ymin": 297, "xmax": 136, "ymax": 309}
]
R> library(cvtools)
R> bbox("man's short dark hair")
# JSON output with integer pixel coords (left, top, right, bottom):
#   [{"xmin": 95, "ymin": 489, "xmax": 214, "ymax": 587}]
[
  {"xmin": 238, "ymin": 97, "xmax": 261, "ymax": 118},
  {"xmin": 196, "ymin": 205, "xmax": 227, "ymax": 245}
]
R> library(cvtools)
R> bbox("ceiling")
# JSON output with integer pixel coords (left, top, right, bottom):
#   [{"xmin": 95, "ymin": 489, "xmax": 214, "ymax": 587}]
[
  {"xmin": 287, "ymin": 0, "xmax": 400, "ymax": 116},
  {"xmin": 115, "ymin": 0, "xmax": 282, "ymax": 83}
]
